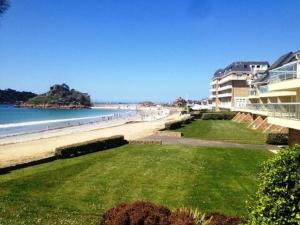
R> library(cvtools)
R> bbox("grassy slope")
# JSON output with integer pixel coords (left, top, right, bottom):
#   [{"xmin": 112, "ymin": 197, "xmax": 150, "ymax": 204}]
[
  {"xmin": 176, "ymin": 120, "xmax": 266, "ymax": 144},
  {"xmin": 0, "ymin": 144, "xmax": 272, "ymax": 225}
]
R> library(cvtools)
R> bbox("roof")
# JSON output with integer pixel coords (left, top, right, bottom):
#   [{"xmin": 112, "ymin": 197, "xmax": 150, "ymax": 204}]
[
  {"xmin": 213, "ymin": 69, "xmax": 225, "ymax": 79},
  {"xmin": 213, "ymin": 61, "xmax": 269, "ymax": 79},
  {"xmin": 268, "ymin": 50, "xmax": 300, "ymax": 70}
]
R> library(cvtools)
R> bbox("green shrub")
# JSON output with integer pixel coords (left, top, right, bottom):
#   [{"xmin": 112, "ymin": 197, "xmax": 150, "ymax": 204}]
[
  {"xmin": 165, "ymin": 120, "xmax": 183, "ymax": 130},
  {"xmin": 190, "ymin": 110, "xmax": 208, "ymax": 119},
  {"xmin": 248, "ymin": 146, "xmax": 300, "ymax": 225},
  {"xmin": 55, "ymin": 135, "xmax": 127, "ymax": 158},
  {"xmin": 266, "ymin": 133, "xmax": 288, "ymax": 145},
  {"xmin": 201, "ymin": 112, "xmax": 236, "ymax": 120},
  {"xmin": 182, "ymin": 116, "xmax": 194, "ymax": 124},
  {"xmin": 164, "ymin": 116, "xmax": 194, "ymax": 130}
]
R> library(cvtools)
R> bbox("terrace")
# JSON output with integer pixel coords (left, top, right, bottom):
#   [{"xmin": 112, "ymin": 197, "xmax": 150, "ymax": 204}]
[{"xmin": 268, "ymin": 60, "xmax": 300, "ymax": 91}]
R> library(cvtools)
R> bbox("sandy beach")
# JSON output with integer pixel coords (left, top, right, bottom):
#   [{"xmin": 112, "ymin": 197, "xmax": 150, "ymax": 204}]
[{"xmin": 0, "ymin": 108, "xmax": 182, "ymax": 168}]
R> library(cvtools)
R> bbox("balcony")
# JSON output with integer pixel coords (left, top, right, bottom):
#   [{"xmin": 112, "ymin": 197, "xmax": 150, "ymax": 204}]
[
  {"xmin": 218, "ymin": 85, "xmax": 233, "ymax": 92},
  {"xmin": 249, "ymin": 89, "xmax": 257, "ymax": 96},
  {"xmin": 210, "ymin": 80, "xmax": 217, "ymax": 86},
  {"xmin": 268, "ymin": 61, "xmax": 300, "ymax": 91},
  {"xmin": 249, "ymin": 87, "xmax": 296, "ymax": 98},
  {"xmin": 266, "ymin": 103, "xmax": 300, "ymax": 129},
  {"xmin": 266, "ymin": 103, "xmax": 300, "ymax": 120},
  {"xmin": 218, "ymin": 93, "xmax": 232, "ymax": 98},
  {"xmin": 219, "ymin": 102, "xmax": 232, "ymax": 109},
  {"xmin": 237, "ymin": 103, "xmax": 300, "ymax": 118},
  {"xmin": 218, "ymin": 74, "xmax": 248, "ymax": 85}
]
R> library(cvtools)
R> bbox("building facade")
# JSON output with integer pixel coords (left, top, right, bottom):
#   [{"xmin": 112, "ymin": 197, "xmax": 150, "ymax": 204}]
[
  {"xmin": 210, "ymin": 61, "xmax": 269, "ymax": 110},
  {"xmin": 233, "ymin": 51, "xmax": 300, "ymax": 146}
]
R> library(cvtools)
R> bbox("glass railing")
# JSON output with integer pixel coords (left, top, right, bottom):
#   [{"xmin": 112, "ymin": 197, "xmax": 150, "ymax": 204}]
[
  {"xmin": 249, "ymin": 86, "xmax": 268, "ymax": 96},
  {"xmin": 249, "ymin": 89, "xmax": 257, "ymax": 96},
  {"xmin": 269, "ymin": 62, "xmax": 298, "ymax": 84},
  {"xmin": 242, "ymin": 103, "xmax": 300, "ymax": 120},
  {"xmin": 266, "ymin": 103, "xmax": 300, "ymax": 120},
  {"xmin": 259, "ymin": 85, "xmax": 268, "ymax": 93}
]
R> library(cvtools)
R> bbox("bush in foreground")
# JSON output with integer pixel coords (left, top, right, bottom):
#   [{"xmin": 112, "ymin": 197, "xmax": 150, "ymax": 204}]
[
  {"xmin": 100, "ymin": 201, "xmax": 241, "ymax": 225},
  {"xmin": 266, "ymin": 133, "xmax": 288, "ymax": 145},
  {"xmin": 201, "ymin": 112, "xmax": 236, "ymax": 120},
  {"xmin": 100, "ymin": 201, "xmax": 171, "ymax": 225},
  {"xmin": 248, "ymin": 146, "xmax": 300, "ymax": 224}
]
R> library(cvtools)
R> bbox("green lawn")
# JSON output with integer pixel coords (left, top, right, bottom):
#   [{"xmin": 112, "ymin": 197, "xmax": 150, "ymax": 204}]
[
  {"xmin": 175, "ymin": 120, "xmax": 266, "ymax": 144},
  {"xmin": 0, "ymin": 144, "xmax": 272, "ymax": 225}
]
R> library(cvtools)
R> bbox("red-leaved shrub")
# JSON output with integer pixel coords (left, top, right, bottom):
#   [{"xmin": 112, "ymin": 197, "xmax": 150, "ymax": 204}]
[
  {"xmin": 100, "ymin": 201, "xmax": 241, "ymax": 225},
  {"xmin": 100, "ymin": 201, "xmax": 171, "ymax": 225},
  {"xmin": 169, "ymin": 210, "xmax": 196, "ymax": 225},
  {"xmin": 206, "ymin": 213, "xmax": 241, "ymax": 225}
]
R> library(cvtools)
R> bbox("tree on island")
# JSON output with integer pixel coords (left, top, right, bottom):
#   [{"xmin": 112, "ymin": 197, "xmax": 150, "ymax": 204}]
[
  {"xmin": 0, "ymin": 0, "xmax": 10, "ymax": 16},
  {"xmin": 0, "ymin": 89, "xmax": 37, "ymax": 104},
  {"xmin": 22, "ymin": 83, "xmax": 92, "ymax": 109}
]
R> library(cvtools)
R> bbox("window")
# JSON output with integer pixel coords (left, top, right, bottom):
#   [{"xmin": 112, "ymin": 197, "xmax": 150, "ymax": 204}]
[
  {"xmin": 256, "ymin": 65, "xmax": 261, "ymax": 68},
  {"xmin": 244, "ymin": 64, "xmax": 247, "ymax": 68}
]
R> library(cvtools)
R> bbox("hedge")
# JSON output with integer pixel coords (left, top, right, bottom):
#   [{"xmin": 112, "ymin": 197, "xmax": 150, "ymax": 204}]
[
  {"xmin": 164, "ymin": 120, "xmax": 183, "ymax": 130},
  {"xmin": 248, "ymin": 146, "xmax": 300, "ymax": 224},
  {"xmin": 190, "ymin": 109, "xmax": 208, "ymax": 119},
  {"xmin": 266, "ymin": 133, "xmax": 288, "ymax": 145},
  {"xmin": 164, "ymin": 116, "xmax": 194, "ymax": 130},
  {"xmin": 201, "ymin": 112, "xmax": 236, "ymax": 120},
  {"xmin": 55, "ymin": 135, "xmax": 127, "ymax": 158}
]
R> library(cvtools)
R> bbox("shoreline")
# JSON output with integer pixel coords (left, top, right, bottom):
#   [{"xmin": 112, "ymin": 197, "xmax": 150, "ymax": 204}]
[{"xmin": 0, "ymin": 108, "xmax": 181, "ymax": 168}]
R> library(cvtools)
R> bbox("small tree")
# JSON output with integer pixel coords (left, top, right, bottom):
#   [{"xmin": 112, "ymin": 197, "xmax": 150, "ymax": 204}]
[
  {"xmin": 248, "ymin": 146, "xmax": 300, "ymax": 224},
  {"xmin": 0, "ymin": 0, "xmax": 9, "ymax": 16}
]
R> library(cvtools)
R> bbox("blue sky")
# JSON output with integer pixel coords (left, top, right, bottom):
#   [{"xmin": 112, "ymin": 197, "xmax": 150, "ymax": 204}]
[{"xmin": 0, "ymin": 0, "xmax": 300, "ymax": 102}]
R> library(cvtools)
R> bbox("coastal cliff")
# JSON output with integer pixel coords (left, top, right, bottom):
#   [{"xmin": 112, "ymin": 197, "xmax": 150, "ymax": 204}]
[
  {"xmin": 19, "ymin": 84, "xmax": 92, "ymax": 109},
  {"xmin": 0, "ymin": 89, "xmax": 37, "ymax": 104}
]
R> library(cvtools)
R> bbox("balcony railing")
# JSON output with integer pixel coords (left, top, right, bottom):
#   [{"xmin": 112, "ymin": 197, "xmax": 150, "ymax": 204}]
[
  {"xmin": 269, "ymin": 61, "xmax": 298, "ymax": 84},
  {"xmin": 259, "ymin": 85, "xmax": 268, "ymax": 93},
  {"xmin": 218, "ymin": 85, "xmax": 233, "ymax": 92},
  {"xmin": 219, "ymin": 102, "xmax": 232, "ymax": 109},
  {"xmin": 218, "ymin": 93, "xmax": 232, "ymax": 98},
  {"xmin": 249, "ymin": 89, "xmax": 257, "ymax": 96},
  {"xmin": 267, "ymin": 103, "xmax": 300, "ymax": 120},
  {"xmin": 242, "ymin": 103, "xmax": 300, "ymax": 120},
  {"xmin": 269, "ymin": 71, "xmax": 297, "ymax": 83}
]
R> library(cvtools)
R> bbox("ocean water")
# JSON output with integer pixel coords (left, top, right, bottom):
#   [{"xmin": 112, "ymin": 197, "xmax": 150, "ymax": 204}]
[{"xmin": 0, "ymin": 104, "xmax": 135, "ymax": 138}]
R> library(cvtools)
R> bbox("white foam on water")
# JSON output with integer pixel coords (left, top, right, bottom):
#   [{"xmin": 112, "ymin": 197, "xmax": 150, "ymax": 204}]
[{"xmin": 0, "ymin": 114, "xmax": 117, "ymax": 129}]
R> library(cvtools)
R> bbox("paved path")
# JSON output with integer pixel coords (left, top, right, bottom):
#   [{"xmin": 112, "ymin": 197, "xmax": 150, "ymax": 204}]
[{"xmin": 142, "ymin": 135, "xmax": 280, "ymax": 150}]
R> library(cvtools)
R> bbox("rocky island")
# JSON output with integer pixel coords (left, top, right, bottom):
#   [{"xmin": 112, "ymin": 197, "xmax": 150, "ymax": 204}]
[
  {"xmin": 18, "ymin": 84, "xmax": 92, "ymax": 109},
  {"xmin": 0, "ymin": 89, "xmax": 37, "ymax": 104}
]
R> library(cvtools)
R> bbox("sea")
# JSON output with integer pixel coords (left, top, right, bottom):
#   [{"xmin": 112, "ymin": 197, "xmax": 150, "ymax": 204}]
[{"xmin": 0, "ymin": 104, "xmax": 135, "ymax": 138}]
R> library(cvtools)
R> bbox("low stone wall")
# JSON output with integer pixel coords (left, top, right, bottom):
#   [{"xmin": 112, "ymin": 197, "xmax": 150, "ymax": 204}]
[
  {"xmin": 154, "ymin": 130, "xmax": 182, "ymax": 138},
  {"xmin": 0, "ymin": 156, "xmax": 56, "ymax": 174}
]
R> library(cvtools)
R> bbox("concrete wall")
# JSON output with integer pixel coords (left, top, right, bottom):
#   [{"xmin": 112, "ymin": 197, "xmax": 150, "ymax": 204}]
[{"xmin": 232, "ymin": 87, "xmax": 249, "ymax": 97}]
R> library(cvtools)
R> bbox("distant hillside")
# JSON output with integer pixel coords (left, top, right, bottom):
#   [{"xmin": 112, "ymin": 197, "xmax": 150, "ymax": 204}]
[
  {"xmin": 20, "ymin": 84, "xmax": 92, "ymax": 109},
  {"xmin": 0, "ymin": 89, "xmax": 37, "ymax": 104}
]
